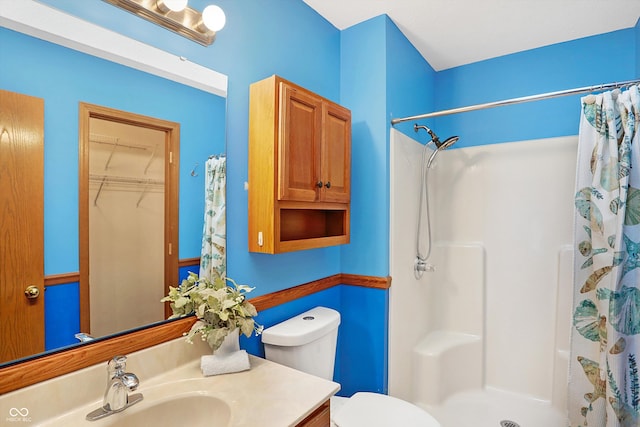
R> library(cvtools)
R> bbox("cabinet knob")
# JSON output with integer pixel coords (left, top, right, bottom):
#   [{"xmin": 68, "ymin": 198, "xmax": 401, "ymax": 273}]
[
  {"xmin": 325, "ymin": 181, "xmax": 331, "ymax": 189},
  {"xmin": 316, "ymin": 181, "xmax": 323, "ymax": 188}
]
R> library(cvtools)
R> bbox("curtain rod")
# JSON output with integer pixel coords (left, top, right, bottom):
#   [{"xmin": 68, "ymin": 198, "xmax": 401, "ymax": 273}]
[{"xmin": 390, "ymin": 78, "xmax": 640, "ymax": 125}]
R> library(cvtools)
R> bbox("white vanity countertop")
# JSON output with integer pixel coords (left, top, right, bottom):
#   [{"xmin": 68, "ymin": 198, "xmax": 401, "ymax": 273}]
[
  {"xmin": 127, "ymin": 355, "xmax": 340, "ymax": 427},
  {"xmin": 0, "ymin": 338, "xmax": 340, "ymax": 426}
]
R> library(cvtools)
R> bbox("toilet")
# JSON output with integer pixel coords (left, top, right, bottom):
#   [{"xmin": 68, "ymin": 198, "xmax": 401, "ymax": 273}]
[{"xmin": 262, "ymin": 306, "xmax": 441, "ymax": 427}]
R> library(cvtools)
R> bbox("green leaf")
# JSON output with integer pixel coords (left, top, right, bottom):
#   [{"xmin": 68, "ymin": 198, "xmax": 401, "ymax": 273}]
[
  {"xmin": 610, "ymin": 197, "xmax": 621, "ymax": 215},
  {"xmin": 573, "ymin": 299, "xmax": 603, "ymax": 342},
  {"xmin": 581, "ymin": 257, "xmax": 593, "ymax": 269},
  {"xmin": 625, "ymin": 187, "xmax": 640, "ymax": 225},
  {"xmin": 575, "ymin": 188, "xmax": 592, "ymax": 220},
  {"xmin": 575, "ymin": 187, "xmax": 604, "ymax": 232},
  {"xmin": 174, "ymin": 296, "xmax": 189, "ymax": 308},
  {"xmin": 600, "ymin": 159, "xmax": 619, "ymax": 192},
  {"xmin": 584, "ymin": 225, "xmax": 592, "ymax": 238},
  {"xmin": 238, "ymin": 318, "xmax": 254, "ymax": 338},
  {"xmin": 243, "ymin": 301, "xmax": 258, "ymax": 317},
  {"xmin": 579, "ymin": 240, "xmax": 592, "ymax": 257},
  {"xmin": 206, "ymin": 328, "xmax": 229, "ymax": 352},
  {"xmin": 607, "ymin": 286, "xmax": 640, "ymax": 335}
]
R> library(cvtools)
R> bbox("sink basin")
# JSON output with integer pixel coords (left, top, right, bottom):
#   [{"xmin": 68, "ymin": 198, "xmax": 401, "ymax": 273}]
[
  {"xmin": 104, "ymin": 393, "xmax": 231, "ymax": 427},
  {"xmin": 36, "ymin": 379, "xmax": 233, "ymax": 427}
]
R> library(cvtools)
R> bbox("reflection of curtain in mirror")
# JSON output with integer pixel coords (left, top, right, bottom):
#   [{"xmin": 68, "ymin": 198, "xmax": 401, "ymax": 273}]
[{"xmin": 200, "ymin": 156, "xmax": 226, "ymax": 280}]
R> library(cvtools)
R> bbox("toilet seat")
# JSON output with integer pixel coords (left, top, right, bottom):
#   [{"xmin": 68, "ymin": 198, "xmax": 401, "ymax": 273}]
[{"xmin": 332, "ymin": 392, "xmax": 441, "ymax": 427}]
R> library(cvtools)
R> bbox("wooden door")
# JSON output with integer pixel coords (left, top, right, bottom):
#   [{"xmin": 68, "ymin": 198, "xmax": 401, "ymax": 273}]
[
  {"xmin": 278, "ymin": 83, "xmax": 322, "ymax": 202},
  {"xmin": 0, "ymin": 90, "xmax": 45, "ymax": 363},
  {"xmin": 320, "ymin": 102, "xmax": 351, "ymax": 203}
]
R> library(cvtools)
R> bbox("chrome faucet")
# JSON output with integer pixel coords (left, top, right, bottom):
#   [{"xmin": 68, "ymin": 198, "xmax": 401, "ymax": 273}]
[{"xmin": 86, "ymin": 355, "xmax": 144, "ymax": 421}]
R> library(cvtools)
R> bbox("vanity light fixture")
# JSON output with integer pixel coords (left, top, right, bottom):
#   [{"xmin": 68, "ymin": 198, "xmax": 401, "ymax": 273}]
[{"xmin": 102, "ymin": 0, "xmax": 226, "ymax": 46}]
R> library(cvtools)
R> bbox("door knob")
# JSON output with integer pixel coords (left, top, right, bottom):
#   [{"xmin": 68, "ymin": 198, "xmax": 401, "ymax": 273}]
[{"xmin": 24, "ymin": 285, "xmax": 40, "ymax": 299}]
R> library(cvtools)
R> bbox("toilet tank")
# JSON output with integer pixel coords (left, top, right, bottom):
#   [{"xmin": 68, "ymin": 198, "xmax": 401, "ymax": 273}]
[{"xmin": 262, "ymin": 306, "xmax": 340, "ymax": 380}]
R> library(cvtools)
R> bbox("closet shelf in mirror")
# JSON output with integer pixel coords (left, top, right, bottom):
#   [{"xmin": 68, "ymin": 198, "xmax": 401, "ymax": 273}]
[
  {"xmin": 89, "ymin": 174, "xmax": 165, "ymax": 186},
  {"xmin": 90, "ymin": 174, "xmax": 164, "ymax": 206},
  {"xmin": 90, "ymin": 133, "xmax": 155, "ymax": 151},
  {"xmin": 90, "ymin": 133, "xmax": 161, "ymax": 174}
]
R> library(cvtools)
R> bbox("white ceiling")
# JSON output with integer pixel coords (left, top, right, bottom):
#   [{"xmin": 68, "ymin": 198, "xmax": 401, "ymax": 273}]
[{"xmin": 303, "ymin": 0, "xmax": 640, "ymax": 71}]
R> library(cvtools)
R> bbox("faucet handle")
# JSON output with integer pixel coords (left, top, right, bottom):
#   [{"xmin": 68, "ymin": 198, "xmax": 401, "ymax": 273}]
[
  {"xmin": 120, "ymin": 372, "xmax": 140, "ymax": 391},
  {"xmin": 107, "ymin": 355, "xmax": 127, "ymax": 376}
]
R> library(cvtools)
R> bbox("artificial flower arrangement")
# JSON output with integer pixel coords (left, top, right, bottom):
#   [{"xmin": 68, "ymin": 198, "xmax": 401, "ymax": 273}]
[{"xmin": 161, "ymin": 272, "xmax": 263, "ymax": 351}]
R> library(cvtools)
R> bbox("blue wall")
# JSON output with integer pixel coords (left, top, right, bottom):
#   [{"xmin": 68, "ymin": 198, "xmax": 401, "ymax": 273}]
[
  {"xmin": 337, "ymin": 15, "xmax": 438, "ymax": 394},
  {"xmin": 340, "ymin": 16, "xmax": 388, "ymax": 276},
  {"xmin": 4, "ymin": 0, "xmax": 640, "ymax": 398},
  {"xmin": 44, "ymin": 282, "xmax": 80, "ymax": 350},
  {"xmin": 433, "ymin": 29, "xmax": 638, "ymax": 148}
]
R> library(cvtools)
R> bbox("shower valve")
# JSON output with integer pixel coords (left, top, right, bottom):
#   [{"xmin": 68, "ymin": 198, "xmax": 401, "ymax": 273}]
[{"xmin": 415, "ymin": 258, "xmax": 436, "ymax": 273}]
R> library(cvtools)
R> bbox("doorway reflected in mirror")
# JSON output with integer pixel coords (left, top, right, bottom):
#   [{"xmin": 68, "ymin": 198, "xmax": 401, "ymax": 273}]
[
  {"xmin": 87, "ymin": 117, "xmax": 168, "ymax": 337},
  {"xmin": 79, "ymin": 104, "xmax": 180, "ymax": 338}
]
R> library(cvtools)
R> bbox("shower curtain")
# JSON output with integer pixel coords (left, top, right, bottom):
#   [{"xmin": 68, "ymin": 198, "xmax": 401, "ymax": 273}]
[
  {"xmin": 570, "ymin": 85, "xmax": 640, "ymax": 427},
  {"xmin": 199, "ymin": 156, "xmax": 226, "ymax": 280}
]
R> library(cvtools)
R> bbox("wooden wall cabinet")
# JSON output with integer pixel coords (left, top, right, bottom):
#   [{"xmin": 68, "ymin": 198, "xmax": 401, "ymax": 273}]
[{"xmin": 248, "ymin": 75, "xmax": 351, "ymax": 253}]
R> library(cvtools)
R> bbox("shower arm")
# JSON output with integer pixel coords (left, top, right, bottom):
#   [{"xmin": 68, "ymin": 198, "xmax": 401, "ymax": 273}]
[{"xmin": 414, "ymin": 124, "xmax": 442, "ymax": 147}]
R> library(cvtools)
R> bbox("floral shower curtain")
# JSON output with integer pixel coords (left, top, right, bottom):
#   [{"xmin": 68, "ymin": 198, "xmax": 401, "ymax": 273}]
[
  {"xmin": 570, "ymin": 85, "xmax": 640, "ymax": 427},
  {"xmin": 199, "ymin": 156, "xmax": 226, "ymax": 280}
]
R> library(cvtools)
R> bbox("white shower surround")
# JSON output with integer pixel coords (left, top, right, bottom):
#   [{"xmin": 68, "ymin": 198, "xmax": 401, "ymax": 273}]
[{"xmin": 389, "ymin": 129, "xmax": 577, "ymax": 427}]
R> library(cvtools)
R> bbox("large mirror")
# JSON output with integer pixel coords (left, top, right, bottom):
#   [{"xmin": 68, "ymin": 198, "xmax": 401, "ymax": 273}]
[{"xmin": 0, "ymin": 2, "xmax": 227, "ymax": 372}]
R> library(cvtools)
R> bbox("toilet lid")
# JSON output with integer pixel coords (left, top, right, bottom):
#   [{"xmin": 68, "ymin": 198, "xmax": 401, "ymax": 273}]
[{"xmin": 332, "ymin": 392, "xmax": 441, "ymax": 427}]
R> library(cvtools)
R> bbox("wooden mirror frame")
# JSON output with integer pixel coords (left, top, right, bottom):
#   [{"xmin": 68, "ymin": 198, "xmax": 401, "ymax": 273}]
[{"xmin": 0, "ymin": 316, "xmax": 196, "ymax": 394}]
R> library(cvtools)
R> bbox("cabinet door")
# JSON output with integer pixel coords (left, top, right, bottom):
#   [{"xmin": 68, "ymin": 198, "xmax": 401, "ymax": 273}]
[
  {"xmin": 278, "ymin": 83, "xmax": 322, "ymax": 202},
  {"xmin": 320, "ymin": 102, "xmax": 351, "ymax": 203},
  {"xmin": 296, "ymin": 400, "xmax": 331, "ymax": 427}
]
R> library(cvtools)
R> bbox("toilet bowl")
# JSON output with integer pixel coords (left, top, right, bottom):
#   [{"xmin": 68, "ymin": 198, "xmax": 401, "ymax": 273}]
[
  {"xmin": 261, "ymin": 306, "xmax": 441, "ymax": 427},
  {"xmin": 332, "ymin": 392, "xmax": 440, "ymax": 427}
]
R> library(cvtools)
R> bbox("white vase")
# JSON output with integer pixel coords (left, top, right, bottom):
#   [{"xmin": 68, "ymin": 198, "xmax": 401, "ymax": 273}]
[{"xmin": 214, "ymin": 328, "xmax": 240, "ymax": 356}]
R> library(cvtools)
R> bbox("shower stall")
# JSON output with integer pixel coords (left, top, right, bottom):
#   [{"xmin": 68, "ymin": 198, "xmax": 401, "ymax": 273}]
[{"xmin": 388, "ymin": 128, "xmax": 577, "ymax": 427}]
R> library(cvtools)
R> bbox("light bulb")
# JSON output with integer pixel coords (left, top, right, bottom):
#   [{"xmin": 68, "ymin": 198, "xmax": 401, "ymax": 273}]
[
  {"xmin": 202, "ymin": 5, "xmax": 226, "ymax": 32},
  {"xmin": 158, "ymin": 0, "xmax": 188, "ymax": 12}
]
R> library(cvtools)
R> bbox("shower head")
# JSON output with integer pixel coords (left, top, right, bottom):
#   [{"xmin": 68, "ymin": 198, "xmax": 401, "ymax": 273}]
[
  {"xmin": 439, "ymin": 135, "xmax": 459, "ymax": 150},
  {"xmin": 426, "ymin": 135, "xmax": 459, "ymax": 168},
  {"xmin": 414, "ymin": 122, "xmax": 459, "ymax": 167}
]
